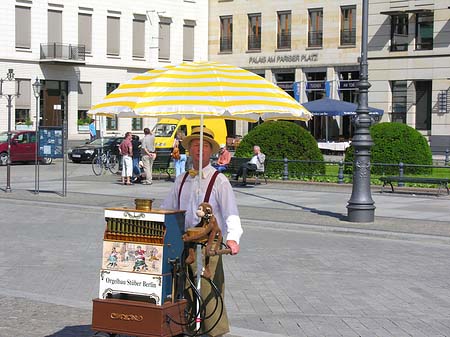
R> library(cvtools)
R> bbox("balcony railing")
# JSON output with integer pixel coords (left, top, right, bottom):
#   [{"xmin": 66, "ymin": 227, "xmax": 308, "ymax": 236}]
[
  {"xmin": 40, "ymin": 43, "xmax": 86, "ymax": 61},
  {"xmin": 277, "ymin": 32, "xmax": 291, "ymax": 49},
  {"xmin": 308, "ymin": 31, "xmax": 323, "ymax": 47},
  {"xmin": 248, "ymin": 34, "xmax": 261, "ymax": 50},
  {"xmin": 220, "ymin": 37, "xmax": 232, "ymax": 52},
  {"xmin": 340, "ymin": 29, "xmax": 356, "ymax": 45}
]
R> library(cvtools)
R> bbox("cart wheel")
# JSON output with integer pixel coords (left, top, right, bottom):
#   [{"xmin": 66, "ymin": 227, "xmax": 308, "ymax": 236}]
[{"xmin": 91, "ymin": 332, "xmax": 115, "ymax": 337}]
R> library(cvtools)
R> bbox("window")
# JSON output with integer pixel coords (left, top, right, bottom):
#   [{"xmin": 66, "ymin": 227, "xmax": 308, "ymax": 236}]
[
  {"xmin": 106, "ymin": 83, "xmax": 119, "ymax": 130},
  {"xmin": 341, "ymin": 6, "xmax": 356, "ymax": 45},
  {"xmin": 133, "ymin": 17, "xmax": 145, "ymax": 58},
  {"xmin": 78, "ymin": 82, "xmax": 91, "ymax": 132},
  {"xmin": 391, "ymin": 14, "xmax": 408, "ymax": 51},
  {"xmin": 159, "ymin": 17, "xmax": 172, "ymax": 60},
  {"xmin": 16, "ymin": 6, "xmax": 31, "ymax": 49},
  {"xmin": 183, "ymin": 20, "xmax": 195, "ymax": 61},
  {"xmin": 15, "ymin": 79, "xmax": 31, "ymax": 128},
  {"xmin": 308, "ymin": 8, "xmax": 323, "ymax": 48},
  {"xmin": 391, "ymin": 80, "xmax": 407, "ymax": 123},
  {"xmin": 277, "ymin": 11, "xmax": 291, "ymax": 49},
  {"xmin": 48, "ymin": 10, "xmax": 62, "ymax": 44},
  {"xmin": 220, "ymin": 16, "xmax": 233, "ymax": 52},
  {"xmin": 132, "ymin": 118, "xmax": 143, "ymax": 131},
  {"xmin": 107, "ymin": 16, "xmax": 120, "ymax": 56},
  {"xmin": 78, "ymin": 13, "xmax": 92, "ymax": 54},
  {"xmin": 248, "ymin": 13, "xmax": 261, "ymax": 50},
  {"xmin": 416, "ymin": 12, "xmax": 433, "ymax": 50}
]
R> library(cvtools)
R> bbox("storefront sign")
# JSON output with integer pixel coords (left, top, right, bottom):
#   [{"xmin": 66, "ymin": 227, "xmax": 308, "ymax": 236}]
[
  {"xmin": 248, "ymin": 53, "xmax": 318, "ymax": 65},
  {"xmin": 339, "ymin": 80, "xmax": 358, "ymax": 90},
  {"xmin": 306, "ymin": 82, "xmax": 325, "ymax": 90}
]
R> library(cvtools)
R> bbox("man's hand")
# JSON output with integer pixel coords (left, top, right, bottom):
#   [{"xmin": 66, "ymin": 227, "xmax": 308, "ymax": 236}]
[{"xmin": 226, "ymin": 240, "xmax": 240, "ymax": 255}]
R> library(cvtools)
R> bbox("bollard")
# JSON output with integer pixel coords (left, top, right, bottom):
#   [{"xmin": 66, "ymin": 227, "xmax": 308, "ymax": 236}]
[
  {"xmin": 338, "ymin": 160, "xmax": 344, "ymax": 184},
  {"xmin": 445, "ymin": 149, "xmax": 449, "ymax": 166},
  {"xmin": 283, "ymin": 157, "xmax": 288, "ymax": 181},
  {"xmin": 398, "ymin": 162, "xmax": 404, "ymax": 187}
]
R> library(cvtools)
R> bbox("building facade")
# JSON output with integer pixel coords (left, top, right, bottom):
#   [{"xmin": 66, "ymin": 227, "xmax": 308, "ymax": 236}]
[
  {"xmin": 209, "ymin": 0, "xmax": 450, "ymax": 149},
  {"xmin": 368, "ymin": 1, "xmax": 450, "ymax": 151},
  {"xmin": 0, "ymin": 0, "xmax": 208, "ymax": 140},
  {"xmin": 208, "ymin": 0, "xmax": 363, "ymax": 141}
]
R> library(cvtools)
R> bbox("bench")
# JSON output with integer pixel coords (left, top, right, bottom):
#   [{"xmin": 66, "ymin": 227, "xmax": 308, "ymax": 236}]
[
  {"xmin": 379, "ymin": 176, "xmax": 450, "ymax": 195},
  {"xmin": 227, "ymin": 157, "xmax": 268, "ymax": 185},
  {"xmin": 152, "ymin": 152, "xmax": 172, "ymax": 180}
]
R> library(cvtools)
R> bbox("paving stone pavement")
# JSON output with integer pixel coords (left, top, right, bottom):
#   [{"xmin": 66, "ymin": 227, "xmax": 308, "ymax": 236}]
[{"xmin": 0, "ymin": 162, "xmax": 450, "ymax": 337}]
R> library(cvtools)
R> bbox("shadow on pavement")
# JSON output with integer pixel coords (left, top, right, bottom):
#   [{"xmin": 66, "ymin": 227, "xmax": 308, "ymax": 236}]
[
  {"xmin": 235, "ymin": 189, "xmax": 347, "ymax": 221},
  {"xmin": 45, "ymin": 325, "xmax": 93, "ymax": 337}
]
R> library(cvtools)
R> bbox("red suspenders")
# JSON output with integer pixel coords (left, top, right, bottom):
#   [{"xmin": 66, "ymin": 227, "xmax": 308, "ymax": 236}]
[{"xmin": 178, "ymin": 170, "xmax": 220, "ymax": 209}]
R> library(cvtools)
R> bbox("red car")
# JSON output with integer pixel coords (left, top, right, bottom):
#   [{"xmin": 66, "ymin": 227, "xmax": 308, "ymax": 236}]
[{"xmin": 0, "ymin": 131, "xmax": 52, "ymax": 165}]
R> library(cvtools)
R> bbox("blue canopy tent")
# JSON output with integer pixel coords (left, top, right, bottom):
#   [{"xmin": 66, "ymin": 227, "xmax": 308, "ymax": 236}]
[{"xmin": 302, "ymin": 97, "xmax": 384, "ymax": 141}]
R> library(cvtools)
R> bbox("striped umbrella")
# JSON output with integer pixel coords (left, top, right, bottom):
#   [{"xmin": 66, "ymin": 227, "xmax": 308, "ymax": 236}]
[{"xmin": 88, "ymin": 61, "xmax": 311, "ymax": 121}]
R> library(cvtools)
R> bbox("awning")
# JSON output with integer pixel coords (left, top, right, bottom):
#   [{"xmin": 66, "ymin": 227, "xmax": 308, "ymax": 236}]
[
  {"xmin": 302, "ymin": 97, "xmax": 384, "ymax": 117},
  {"xmin": 380, "ymin": 10, "xmax": 406, "ymax": 15}
]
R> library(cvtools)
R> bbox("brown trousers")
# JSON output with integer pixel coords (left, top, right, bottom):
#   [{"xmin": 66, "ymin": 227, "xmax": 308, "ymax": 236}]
[{"xmin": 186, "ymin": 252, "xmax": 229, "ymax": 337}]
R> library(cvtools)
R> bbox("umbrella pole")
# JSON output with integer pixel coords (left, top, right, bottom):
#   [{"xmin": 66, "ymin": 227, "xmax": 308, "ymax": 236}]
[{"xmin": 195, "ymin": 115, "xmax": 204, "ymax": 331}]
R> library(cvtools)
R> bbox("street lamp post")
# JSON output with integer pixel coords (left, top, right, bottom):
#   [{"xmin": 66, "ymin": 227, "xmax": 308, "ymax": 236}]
[
  {"xmin": 32, "ymin": 78, "xmax": 42, "ymax": 194},
  {"xmin": 346, "ymin": 0, "xmax": 376, "ymax": 222},
  {"xmin": 0, "ymin": 69, "xmax": 20, "ymax": 193}
]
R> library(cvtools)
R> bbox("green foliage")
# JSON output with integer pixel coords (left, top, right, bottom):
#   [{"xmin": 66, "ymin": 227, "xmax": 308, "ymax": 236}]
[
  {"xmin": 235, "ymin": 121, "xmax": 325, "ymax": 177},
  {"xmin": 344, "ymin": 122, "xmax": 433, "ymax": 175},
  {"xmin": 77, "ymin": 117, "xmax": 91, "ymax": 126}
]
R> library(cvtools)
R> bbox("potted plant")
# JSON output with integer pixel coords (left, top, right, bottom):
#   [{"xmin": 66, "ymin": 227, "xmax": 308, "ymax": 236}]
[{"xmin": 77, "ymin": 117, "xmax": 91, "ymax": 132}]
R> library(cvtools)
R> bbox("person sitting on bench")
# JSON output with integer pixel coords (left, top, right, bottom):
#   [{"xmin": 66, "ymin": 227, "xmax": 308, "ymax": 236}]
[
  {"xmin": 212, "ymin": 144, "xmax": 231, "ymax": 172},
  {"xmin": 234, "ymin": 145, "xmax": 265, "ymax": 185}
]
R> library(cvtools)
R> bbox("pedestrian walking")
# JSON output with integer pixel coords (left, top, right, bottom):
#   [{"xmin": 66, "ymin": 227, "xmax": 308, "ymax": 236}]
[
  {"xmin": 141, "ymin": 128, "xmax": 156, "ymax": 185},
  {"xmin": 119, "ymin": 132, "xmax": 133, "ymax": 185},
  {"xmin": 131, "ymin": 135, "xmax": 141, "ymax": 183}
]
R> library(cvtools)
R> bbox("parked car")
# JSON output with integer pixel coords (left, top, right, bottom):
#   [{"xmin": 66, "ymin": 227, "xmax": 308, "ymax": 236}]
[
  {"xmin": 0, "ymin": 131, "xmax": 52, "ymax": 165},
  {"xmin": 68, "ymin": 137, "xmax": 122, "ymax": 163}
]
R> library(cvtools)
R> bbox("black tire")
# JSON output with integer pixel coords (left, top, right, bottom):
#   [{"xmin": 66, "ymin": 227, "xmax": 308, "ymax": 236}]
[
  {"xmin": 92, "ymin": 155, "xmax": 104, "ymax": 176},
  {"xmin": 0, "ymin": 152, "xmax": 7, "ymax": 166},
  {"xmin": 108, "ymin": 155, "xmax": 120, "ymax": 174},
  {"xmin": 40, "ymin": 157, "xmax": 53, "ymax": 165}
]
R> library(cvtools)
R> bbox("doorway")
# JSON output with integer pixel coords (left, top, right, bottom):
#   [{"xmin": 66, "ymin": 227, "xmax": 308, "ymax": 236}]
[
  {"xmin": 42, "ymin": 80, "xmax": 68, "ymax": 127},
  {"xmin": 415, "ymin": 80, "xmax": 432, "ymax": 131}
]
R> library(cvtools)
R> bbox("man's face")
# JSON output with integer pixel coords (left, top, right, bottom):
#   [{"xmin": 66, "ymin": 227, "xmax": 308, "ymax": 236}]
[{"xmin": 189, "ymin": 139, "xmax": 213, "ymax": 168}]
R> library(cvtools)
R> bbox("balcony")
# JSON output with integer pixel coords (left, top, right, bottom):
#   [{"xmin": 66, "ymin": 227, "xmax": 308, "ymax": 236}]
[
  {"xmin": 220, "ymin": 37, "xmax": 232, "ymax": 52},
  {"xmin": 308, "ymin": 31, "xmax": 323, "ymax": 48},
  {"xmin": 340, "ymin": 29, "xmax": 356, "ymax": 46},
  {"xmin": 40, "ymin": 43, "xmax": 86, "ymax": 65},
  {"xmin": 277, "ymin": 32, "xmax": 291, "ymax": 49},
  {"xmin": 248, "ymin": 34, "xmax": 261, "ymax": 50}
]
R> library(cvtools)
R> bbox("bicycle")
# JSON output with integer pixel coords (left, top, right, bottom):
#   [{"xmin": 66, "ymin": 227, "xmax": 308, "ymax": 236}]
[{"xmin": 92, "ymin": 150, "xmax": 120, "ymax": 176}]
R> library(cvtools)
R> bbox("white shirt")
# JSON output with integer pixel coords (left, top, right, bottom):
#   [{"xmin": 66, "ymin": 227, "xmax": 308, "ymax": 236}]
[
  {"xmin": 249, "ymin": 155, "xmax": 258, "ymax": 165},
  {"xmin": 161, "ymin": 165, "xmax": 243, "ymax": 243}
]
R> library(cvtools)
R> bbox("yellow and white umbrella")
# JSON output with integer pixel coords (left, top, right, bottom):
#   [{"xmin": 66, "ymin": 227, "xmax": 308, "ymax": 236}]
[{"xmin": 88, "ymin": 61, "xmax": 311, "ymax": 122}]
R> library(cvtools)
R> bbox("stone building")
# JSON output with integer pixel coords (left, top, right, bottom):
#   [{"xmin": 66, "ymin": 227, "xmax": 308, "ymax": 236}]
[
  {"xmin": 368, "ymin": 0, "xmax": 450, "ymax": 152},
  {"xmin": 209, "ymin": 0, "xmax": 450, "ymax": 151}
]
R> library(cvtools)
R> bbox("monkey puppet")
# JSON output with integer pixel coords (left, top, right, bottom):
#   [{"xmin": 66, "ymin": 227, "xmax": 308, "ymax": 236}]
[{"xmin": 182, "ymin": 202, "xmax": 222, "ymax": 279}]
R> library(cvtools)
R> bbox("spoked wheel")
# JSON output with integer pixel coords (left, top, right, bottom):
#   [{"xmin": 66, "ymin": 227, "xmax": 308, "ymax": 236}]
[
  {"xmin": 92, "ymin": 155, "xmax": 104, "ymax": 176},
  {"xmin": 0, "ymin": 152, "xmax": 7, "ymax": 166},
  {"xmin": 108, "ymin": 155, "xmax": 120, "ymax": 174}
]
